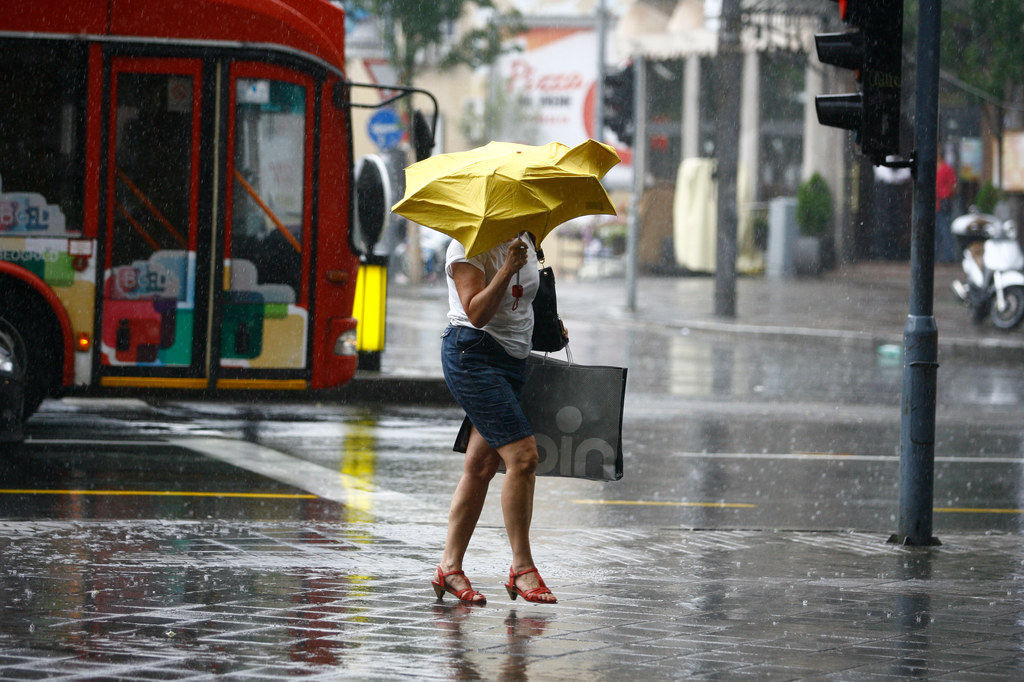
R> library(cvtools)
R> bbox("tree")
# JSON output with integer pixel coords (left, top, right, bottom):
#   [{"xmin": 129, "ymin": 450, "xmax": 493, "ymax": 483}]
[
  {"xmin": 939, "ymin": 0, "xmax": 1024, "ymax": 104},
  {"xmin": 347, "ymin": 1, "xmax": 524, "ymax": 86},
  {"xmin": 344, "ymin": 1, "xmax": 524, "ymax": 283},
  {"xmin": 938, "ymin": 1, "xmax": 1024, "ymax": 191}
]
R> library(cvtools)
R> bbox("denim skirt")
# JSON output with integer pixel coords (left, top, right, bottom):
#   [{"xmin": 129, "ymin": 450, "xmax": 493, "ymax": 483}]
[{"xmin": 441, "ymin": 325, "xmax": 533, "ymax": 450}]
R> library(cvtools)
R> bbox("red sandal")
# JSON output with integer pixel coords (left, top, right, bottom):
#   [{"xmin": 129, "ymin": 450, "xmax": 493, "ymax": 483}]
[
  {"xmin": 504, "ymin": 566, "xmax": 557, "ymax": 604},
  {"xmin": 431, "ymin": 566, "xmax": 486, "ymax": 604}
]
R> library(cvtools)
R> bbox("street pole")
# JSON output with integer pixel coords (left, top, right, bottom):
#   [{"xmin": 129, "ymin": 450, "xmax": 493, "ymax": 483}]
[
  {"xmin": 626, "ymin": 55, "xmax": 646, "ymax": 311},
  {"xmin": 594, "ymin": 0, "xmax": 607, "ymax": 142},
  {"xmin": 894, "ymin": 0, "xmax": 941, "ymax": 547},
  {"xmin": 714, "ymin": 0, "xmax": 742, "ymax": 318}
]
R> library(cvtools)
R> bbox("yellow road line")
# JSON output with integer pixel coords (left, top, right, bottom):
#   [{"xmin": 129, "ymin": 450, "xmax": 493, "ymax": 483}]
[
  {"xmin": 573, "ymin": 500, "xmax": 1024, "ymax": 514},
  {"xmin": 934, "ymin": 507, "xmax": 1024, "ymax": 514},
  {"xmin": 573, "ymin": 499, "xmax": 757, "ymax": 509},
  {"xmin": 0, "ymin": 489, "xmax": 317, "ymax": 500}
]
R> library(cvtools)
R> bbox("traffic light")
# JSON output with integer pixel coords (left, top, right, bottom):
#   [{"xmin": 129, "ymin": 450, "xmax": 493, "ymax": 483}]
[
  {"xmin": 603, "ymin": 64, "xmax": 634, "ymax": 147},
  {"xmin": 815, "ymin": 0, "xmax": 903, "ymax": 164}
]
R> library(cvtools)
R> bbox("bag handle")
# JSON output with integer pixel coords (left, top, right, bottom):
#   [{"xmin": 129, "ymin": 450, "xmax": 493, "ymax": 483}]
[{"xmin": 535, "ymin": 343, "xmax": 572, "ymax": 365}]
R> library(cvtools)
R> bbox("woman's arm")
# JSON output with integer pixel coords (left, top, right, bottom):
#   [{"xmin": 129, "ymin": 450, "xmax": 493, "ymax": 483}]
[{"xmin": 451, "ymin": 239, "xmax": 529, "ymax": 328}]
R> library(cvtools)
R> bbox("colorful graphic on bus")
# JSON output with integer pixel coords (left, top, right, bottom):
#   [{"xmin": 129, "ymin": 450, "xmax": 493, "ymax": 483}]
[
  {"xmin": 0, "ymin": 178, "xmax": 70, "ymax": 235},
  {"xmin": 101, "ymin": 250, "xmax": 194, "ymax": 366}
]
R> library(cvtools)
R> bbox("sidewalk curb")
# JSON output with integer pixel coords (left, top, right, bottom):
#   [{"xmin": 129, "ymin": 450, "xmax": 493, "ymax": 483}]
[
  {"xmin": 333, "ymin": 373, "xmax": 455, "ymax": 405},
  {"xmin": 652, "ymin": 317, "xmax": 1024, "ymax": 363}
]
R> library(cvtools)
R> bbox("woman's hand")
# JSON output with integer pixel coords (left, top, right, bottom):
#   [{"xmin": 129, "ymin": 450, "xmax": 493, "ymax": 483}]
[{"xmin": 500, "ymin": 238, "xmax": 529, "ymax": 277}]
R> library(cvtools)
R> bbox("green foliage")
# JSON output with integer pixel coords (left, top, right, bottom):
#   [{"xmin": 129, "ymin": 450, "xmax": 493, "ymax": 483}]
[
  {"xmin": 796, "ymin": 173, "xmax": 833, "ymax": 238},
  {"xmin": 440, "ymin": 11, "xmax": 525, "ymax": 72},
  {"xmin": 938, "ymin": 0, "xmax": 1024, "ymax": 103},
  {"xmin": 976, "ymin": 181, "xmax": 1000, "ymax": 214},
  {"xmin": 346, "ymin": 1, "xmax": 524, "ymax": 86}
]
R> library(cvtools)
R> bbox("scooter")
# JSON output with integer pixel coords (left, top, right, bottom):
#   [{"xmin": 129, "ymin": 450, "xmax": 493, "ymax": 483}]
[{"xmin": 950, "ymin": 208, "xmax": 1024, "ymax": 330}]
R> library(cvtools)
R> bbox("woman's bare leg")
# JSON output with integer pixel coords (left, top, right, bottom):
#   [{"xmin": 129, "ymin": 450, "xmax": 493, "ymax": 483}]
[
  {"xmin": 497, "ymin": 435, "xmax": 555, "ymax": 602},
  {"xmin": 440, "ymin": 427, "xmax": 499, "ymax": 598}
]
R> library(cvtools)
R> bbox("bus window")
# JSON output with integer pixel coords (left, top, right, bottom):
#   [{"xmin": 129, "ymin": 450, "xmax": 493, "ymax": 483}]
[
  {"xmin": 102, "ymin": 60, "xmax": 201, "ymax": 367},
  {"xmin": 111, "ymin": 72, "xmax": 194, "ymax": 266},
  {"xmin": 0, "ymin": 40, "xmax": 86, "ymax": 236},
  {"xmin": 223, "ymin": 69, "xmax": 312, "ymax": 368},
  {"xmin": 230, "ymin": 78, "xmax": 306, "ymax": 300}
]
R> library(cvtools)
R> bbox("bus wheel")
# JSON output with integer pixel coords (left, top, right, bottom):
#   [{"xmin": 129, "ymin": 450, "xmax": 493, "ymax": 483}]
[
  {"xmin": 0, "ymin": 318, "xmax": 27, "ymax": 442},
  {"xmin": 0, "ymin": 281, "xmax": 63, "ymax": 419}
]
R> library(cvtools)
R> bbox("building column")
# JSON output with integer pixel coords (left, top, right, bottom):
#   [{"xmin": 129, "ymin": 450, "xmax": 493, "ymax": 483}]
[
  {"xmin": 739, "ymin": 49, "xmax": 760, "ymax": 207},
  {"xmin": 682, "ymin": 54, "xmax": 700, "ymax": 159}
]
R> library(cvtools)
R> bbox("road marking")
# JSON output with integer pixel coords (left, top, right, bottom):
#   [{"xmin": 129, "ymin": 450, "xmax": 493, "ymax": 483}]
[
  {"xmin": 572, "ymin": 500, "xmax": 1024, "ymax": 515},
  {"xmin": 21, "ymin": 439, "xmax": 1024, "ymax": 516},
  {"xmin": 25, "ymin": 439, "xmax": 172, "ymax": 447},
  {"xmin": 935, "ymin": 507, "xmax": 1024, "ymax": 514},
  {"xmin": 0, "ymin": 489, "xmax": 317, "ymax": 500},
  {"xmin": 673, "ymin": 452, "xmax": 1024, "ymax": 464},
  {"xmin": 573, "ymin": 499, "xmax": 757, "ymax": 509},
  {"xmin": 173, "ymin": 437, "xmax": 440, "ymax": 522},
  {"xmin": 19, "ymin": 437, "xmax": 442, "ymax": 522},
  {"xmin": 28, "ymin": 440, "xmax": 1024, "ymax": 465}
]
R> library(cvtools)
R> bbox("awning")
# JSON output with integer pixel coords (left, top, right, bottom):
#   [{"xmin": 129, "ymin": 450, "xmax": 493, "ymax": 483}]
[{"xmin": 616, "ymin": 0, "xmax": 822, "ymax": 60}]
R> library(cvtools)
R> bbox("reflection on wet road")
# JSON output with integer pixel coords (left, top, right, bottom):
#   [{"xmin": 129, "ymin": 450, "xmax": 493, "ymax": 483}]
[
  {"xmin": 7, "ymin": 379, "xmax": 1024, "ymax": 535},
  {"xmin": 5, "ymin": 518, "xmax": 1024, "ymax": 680},
  {"xmin": 1, "ymin": 437, "xmax": 339, "ymax": 521},
  {"xmin": 5, "ymin": 320, "xmax": 1024, "ymax": 679}
]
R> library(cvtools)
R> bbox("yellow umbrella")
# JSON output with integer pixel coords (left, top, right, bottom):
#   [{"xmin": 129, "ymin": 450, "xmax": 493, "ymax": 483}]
[{"xmin": 391, "ymin": 139, "xmax": 620, "ymax": 258}]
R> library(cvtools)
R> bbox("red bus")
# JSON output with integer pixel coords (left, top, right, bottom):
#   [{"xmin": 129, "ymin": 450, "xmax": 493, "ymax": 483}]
[{"xmin": 0, "ymin": 0, "xmax": 434, "ymax": 426}]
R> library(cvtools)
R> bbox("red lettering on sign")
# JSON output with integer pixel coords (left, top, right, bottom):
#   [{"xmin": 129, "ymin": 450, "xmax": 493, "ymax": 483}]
[{"xmin": 507, "ymin": 59, "xmax": 584, "ymax": 93}]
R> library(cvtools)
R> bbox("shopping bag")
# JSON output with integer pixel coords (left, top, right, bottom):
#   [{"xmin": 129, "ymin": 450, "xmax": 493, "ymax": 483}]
[{"xmin": 454, "ymin": 354, "xmax": 626, "ymax": 481}]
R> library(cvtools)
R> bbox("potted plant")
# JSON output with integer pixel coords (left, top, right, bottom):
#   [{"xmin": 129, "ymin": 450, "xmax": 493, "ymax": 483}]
[
  {"xmin": 975, "ymin": 180, "xmax": 999, "ymax": 215},
  {"xmin": 794, "ymin": 173, "xmax": 833, "ymax": 274}
]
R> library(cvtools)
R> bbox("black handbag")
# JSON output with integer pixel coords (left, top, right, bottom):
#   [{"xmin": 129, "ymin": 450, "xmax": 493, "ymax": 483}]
[{"xmin": 531, "ymin": 250, "xmax": 568, "ymax": 352}]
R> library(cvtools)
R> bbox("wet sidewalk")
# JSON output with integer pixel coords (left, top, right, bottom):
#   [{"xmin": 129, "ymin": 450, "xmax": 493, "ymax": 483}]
[
  {"xmin": 3, "ymin": 520, "xmax": 1024, "ymax": 679},
  {"xmin": 367, "ymin": 261, "xmax": 1024, "ymax": 389},
  {"xmin": 5, "ymin": 262, "xmax": 1024, "ymax": 679}
]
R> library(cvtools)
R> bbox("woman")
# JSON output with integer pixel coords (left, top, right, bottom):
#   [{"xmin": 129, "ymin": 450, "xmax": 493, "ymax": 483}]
[{"xmin": 431, "ymin": 234, "xmax": 557, "ymax": 605}]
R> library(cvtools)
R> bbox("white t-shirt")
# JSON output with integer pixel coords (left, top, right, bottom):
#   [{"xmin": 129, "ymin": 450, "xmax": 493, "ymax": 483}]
[{"xmin": 445, "ymin": 239, "xmax": 539, "ymax": 359}]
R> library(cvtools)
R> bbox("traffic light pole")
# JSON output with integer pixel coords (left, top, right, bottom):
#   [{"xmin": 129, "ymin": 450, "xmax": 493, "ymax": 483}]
[
  {"xmin": 893, "ymin": 0, "xmax": 941, "ymax": 547},
  {"xmin": 714, "ymin": 0, "xmax": 743, "ymax": 318}
]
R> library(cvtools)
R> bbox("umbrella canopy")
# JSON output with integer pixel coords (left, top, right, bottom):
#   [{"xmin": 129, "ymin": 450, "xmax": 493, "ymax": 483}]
[{"xmin": 391, "ymin": 139, "xmax": 620, "ymax": 258}]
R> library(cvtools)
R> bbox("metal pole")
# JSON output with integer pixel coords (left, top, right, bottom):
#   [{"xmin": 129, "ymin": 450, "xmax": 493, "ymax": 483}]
[
  {"xmin": 625, "ymin": 55, "xmax": 646, "ymax": 311},
  {"xmin": 714, "ymin": 0, "xmax": 742, "ymax": 318},
  {"xmin": 894, "ymin": 0, "xmax": 941, "ymax": 547},
  {"xmin": 594, "ymin": 0, "xmax": 607, "ymax": 142}
]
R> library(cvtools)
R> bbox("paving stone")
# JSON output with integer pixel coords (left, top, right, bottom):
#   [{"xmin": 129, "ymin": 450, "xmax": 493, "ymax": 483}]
[{"xmin": 5, "ymin": 521, "xmax": 1024, "ymax": 679}]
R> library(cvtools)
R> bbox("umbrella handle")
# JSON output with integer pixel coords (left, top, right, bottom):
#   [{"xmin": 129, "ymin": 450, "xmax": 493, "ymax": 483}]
[{"xmin": 512, "ymin": 270, "xmax": 523, "ymax": 310}]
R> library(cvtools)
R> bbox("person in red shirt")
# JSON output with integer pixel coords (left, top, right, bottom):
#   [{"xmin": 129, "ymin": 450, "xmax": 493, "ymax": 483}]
[{"xmin": 936, "ymin": 158, "xmax": 957, "ymax": 263}]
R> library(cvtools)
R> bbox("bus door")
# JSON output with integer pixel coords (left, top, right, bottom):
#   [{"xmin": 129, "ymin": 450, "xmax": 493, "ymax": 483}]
[
  {"xmin": 219, "ymin": 62, "xmax": 314, "ymax": 386},
  {"xmin": 99, "ymin": 56, "xmax": 316, "ymax": 389},
  {"xmin": 99, "ymin": 57, "xmax": 207, "ymax": 384}
]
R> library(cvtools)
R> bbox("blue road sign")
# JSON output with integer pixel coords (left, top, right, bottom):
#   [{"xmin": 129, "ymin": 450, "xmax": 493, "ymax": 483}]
[{"xmin": 368, "ymin": 108, "xmax": 403, "ymax": 150}]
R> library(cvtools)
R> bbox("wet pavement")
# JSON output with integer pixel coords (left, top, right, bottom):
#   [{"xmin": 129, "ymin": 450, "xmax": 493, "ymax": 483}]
[
  {"xmin": 4, "ymin": 520, "xmax": 1024, "ymax": 679},
  {"xmin": 5, "ymin": 262, "xmax": 1024, "ymax": 679},
  {"xmin": 375, "ymin": 261, "xmax": 1024, "ymax": 383}
]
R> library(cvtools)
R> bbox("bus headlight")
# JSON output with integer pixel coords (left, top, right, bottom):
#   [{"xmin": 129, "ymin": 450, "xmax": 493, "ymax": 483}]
[{"xmin": 334, "ymin": 328, "xmax": 358, "ymax": 357}]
